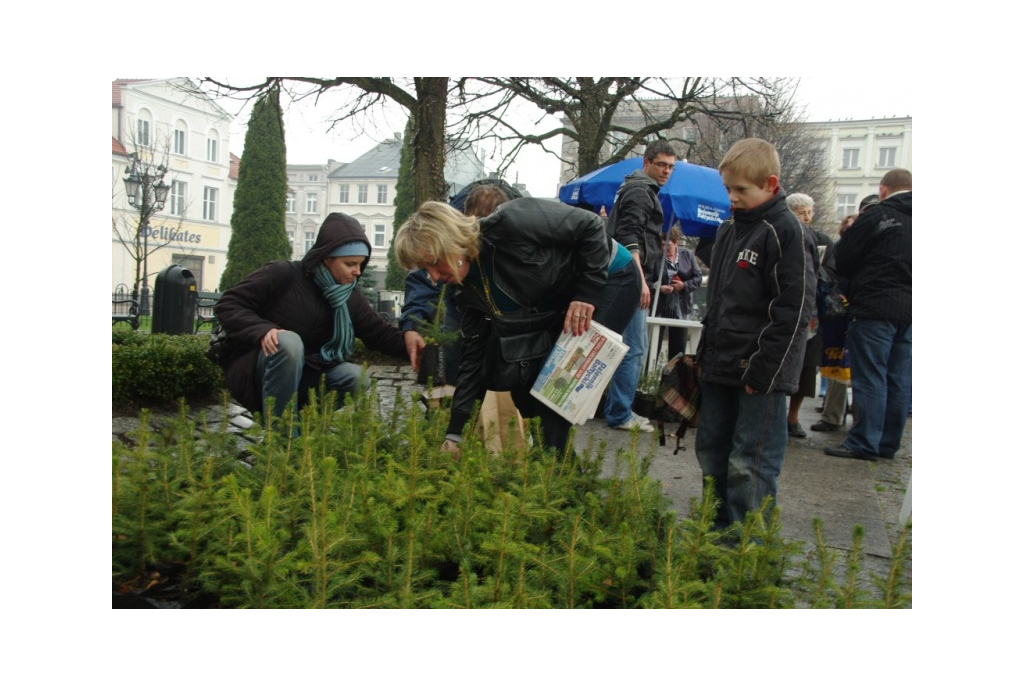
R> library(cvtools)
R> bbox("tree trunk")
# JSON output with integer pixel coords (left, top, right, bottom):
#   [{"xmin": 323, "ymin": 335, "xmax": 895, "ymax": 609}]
[{"xmin": 412, "ymin": 77, "xmax": 449, "ymax": 206}]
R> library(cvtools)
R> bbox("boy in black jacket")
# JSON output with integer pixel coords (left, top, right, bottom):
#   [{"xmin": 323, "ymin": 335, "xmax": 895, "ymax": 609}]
[{"xmin": 695, "ymin": 138, "xmax": 817, "ymax": 529}]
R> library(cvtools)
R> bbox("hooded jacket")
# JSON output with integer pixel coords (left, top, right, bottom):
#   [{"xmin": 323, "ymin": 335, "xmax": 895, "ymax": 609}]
[
  {"xmin": 834, "ymin": 191, "xmax": 911, "ymax": 323},
  {"xmin": 215, "ymin": 212, "xmax": 409, "ymax": 413},
  {"xmin": 606, "ymin": 170, "xmax": 664, "ymax": 288},
  {"xmin": 696, "ymin": 191, "xmax": 816, "ymax": 394}
]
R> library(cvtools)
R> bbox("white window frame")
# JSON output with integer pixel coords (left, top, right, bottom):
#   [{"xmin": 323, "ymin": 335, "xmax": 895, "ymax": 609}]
[
  {"xmin": 878, "ymin": 147, "xmax": 896, "ymax": 168},
  {"xmin": 339, "ymin": 184, "xmax": 349, "ymax": 203},
  {"xmin": 357, "ymin": 184, "xmax": 368, "ymax": 203},
  {"xmin": 836, "ymin": 193, "xmax": 857, "ymax": 220},
  {"xmin": 374, "ymin": 224, "xmax": 386, "ymax": 247},
  {"xmin": 286, "ymin": 194, "xmax": 295, "ymax": 213},
  {"xmin": 207, "ymin": 136, "xmax": 218, "ymax": 163},
  {"xmin": 173, "ymin": 127, "xmax": 186, "ymax": 155},
  {"xmin": 170, "ymin": 181, "xmax": 187, "ymax": 217},
  {"xmin": 203, "ymin": 186, "xmax": 218, "ymax": 221},
  {"xmin": 137, "ymin": 117, "xmax": 151, "ymax": 148},
  {"xmin": 377, "ymin": 184, "xmax": 388, "ymax": 204},
  {"xmin": 306, "ymin": 193, "xmax": 318, "ymax": 213},
  {"xmin": 841, "ymin": 148, "xmax": 860, "ymax": 170},
  {"xmin": 308, "ymin": 174, "xmax": 318, "ymax": 182},
  {"xmin": 304, "ymin": 231, "xmax": 315, "ymax": 253}
]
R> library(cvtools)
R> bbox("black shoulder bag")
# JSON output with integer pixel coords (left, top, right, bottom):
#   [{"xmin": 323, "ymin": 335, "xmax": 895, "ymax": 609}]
[{"xmin": 482, "ymin": 310, "xmax": 563, "ymax": 391}]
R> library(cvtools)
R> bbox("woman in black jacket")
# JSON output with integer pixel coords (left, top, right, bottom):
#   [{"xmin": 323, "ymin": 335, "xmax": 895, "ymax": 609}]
[
  {"xmin": 393, "ymin": 198, "xmax": 641, "ymax": 458},
  {"xmin": 215, "ymin": 212, "xmax": 424, "ymax": 423}
]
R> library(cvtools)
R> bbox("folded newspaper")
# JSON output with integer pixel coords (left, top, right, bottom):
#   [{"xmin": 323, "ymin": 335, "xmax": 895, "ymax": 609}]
[{"xmin": 529, "ymin": 321, "xmax": 629, "ymax": 425}]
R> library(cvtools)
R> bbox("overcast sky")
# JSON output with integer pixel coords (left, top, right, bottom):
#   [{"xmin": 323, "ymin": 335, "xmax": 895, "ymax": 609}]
[{"xmin": 225, "ymin": 77, "xmax": 912, "ymax": 199}]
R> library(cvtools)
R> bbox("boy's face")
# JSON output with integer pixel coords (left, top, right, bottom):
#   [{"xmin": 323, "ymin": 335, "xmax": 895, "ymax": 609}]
[{"xmin": 720, "ymin": 170, "xmax": 778, "ymax": 211}]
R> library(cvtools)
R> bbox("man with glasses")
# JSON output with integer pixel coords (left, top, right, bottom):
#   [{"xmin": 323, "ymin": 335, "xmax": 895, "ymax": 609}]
[{"xmin": 603, "ymin": 140, "xmax": 678, "ymax": 432}]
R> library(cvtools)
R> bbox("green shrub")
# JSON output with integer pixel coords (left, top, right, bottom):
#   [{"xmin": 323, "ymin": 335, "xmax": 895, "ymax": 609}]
[
  {"xmin": 113, "ymin": 330, "xmax": 224, "ymax": 409},
  {"xmin": 112, "ymin": 388, "xmax": 911, "ymax": 608}
]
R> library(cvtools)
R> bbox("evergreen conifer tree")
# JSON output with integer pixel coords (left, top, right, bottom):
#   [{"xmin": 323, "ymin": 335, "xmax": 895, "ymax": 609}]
[
  {"xmin": 219, "ymin": 85, "xmax": 291, "ymax": 291},
  {"xmin": 385, "ymin": 120, "xmax": 416, "ymax": 291}
]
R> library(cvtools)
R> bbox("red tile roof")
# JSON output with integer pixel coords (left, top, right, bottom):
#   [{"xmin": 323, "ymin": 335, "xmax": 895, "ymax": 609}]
[
  {"xmin": 111, "ymin": 78, "xmax": 150, "ymax": 106},
  {"xmin": 112, "ymin": 137, "xmax": 128, "ymax": 156}
]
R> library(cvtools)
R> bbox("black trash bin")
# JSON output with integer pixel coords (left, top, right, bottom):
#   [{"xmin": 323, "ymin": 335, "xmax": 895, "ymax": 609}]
[{"xmin": 152, "ymin": 265, "xmax": 198, "ymax": 335}]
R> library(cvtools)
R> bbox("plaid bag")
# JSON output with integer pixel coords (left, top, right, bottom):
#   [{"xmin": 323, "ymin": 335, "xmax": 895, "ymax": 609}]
[{"xmin": 658, "ymin": 353, "xmax": 701, "ymax": 422}]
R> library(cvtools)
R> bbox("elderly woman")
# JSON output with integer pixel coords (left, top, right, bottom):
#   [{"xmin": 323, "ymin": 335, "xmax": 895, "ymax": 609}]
[
  {"xmin": 393, "ymin": 198, "xmax": 641, "ymax": 457},
  {"xmin": 215, "ymin": 212, "xmax": 424, "ymax": 423}
]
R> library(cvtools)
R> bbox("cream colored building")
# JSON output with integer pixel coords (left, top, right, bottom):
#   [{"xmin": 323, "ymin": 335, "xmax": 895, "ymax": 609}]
[
  {"xmin": 804, "ymin": 116, "xmax": 912, "ymax": 225},
  {"xmin": 112, "ymin": 78, "xmax": 236, "ymax": 295}
]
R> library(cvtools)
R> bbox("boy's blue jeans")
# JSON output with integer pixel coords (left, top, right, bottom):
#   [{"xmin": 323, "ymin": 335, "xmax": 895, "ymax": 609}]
[{"xmin": 695, "ymin": 380, "xmax": 788, "ymax": 528}]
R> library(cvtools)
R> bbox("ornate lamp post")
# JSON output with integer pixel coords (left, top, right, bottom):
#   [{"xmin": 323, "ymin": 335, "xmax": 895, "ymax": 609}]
[{"xmin": 123, "ymin": 152, "xmax": 170, "ymax": 316}]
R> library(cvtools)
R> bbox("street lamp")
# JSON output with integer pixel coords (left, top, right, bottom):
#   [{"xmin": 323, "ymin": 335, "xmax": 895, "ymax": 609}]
[{"xmin": 123, "ymin": 152, "xmax": 170, "ymax": 316}]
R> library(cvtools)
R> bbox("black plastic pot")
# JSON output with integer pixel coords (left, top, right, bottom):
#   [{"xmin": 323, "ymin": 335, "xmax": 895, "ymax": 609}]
[{"xmin": 417, "ymin": 344, "xmax": 447, "ymax": 386}]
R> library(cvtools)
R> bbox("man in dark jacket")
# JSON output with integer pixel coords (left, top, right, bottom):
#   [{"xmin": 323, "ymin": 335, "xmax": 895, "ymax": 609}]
[
  {"xmin": 825, "ymin": 169, "xmax": 912, "ymax": 461},
  {"xmin": 603, "ymin": 140, "xmax": 677, "ymax": 432},
  {"xmin": 215, "ymin": 212, "xmax": 423, "ymax": 421},
  {"xmin": 696, "ymin": 138, "xmax": 816, "ymax": 529}
]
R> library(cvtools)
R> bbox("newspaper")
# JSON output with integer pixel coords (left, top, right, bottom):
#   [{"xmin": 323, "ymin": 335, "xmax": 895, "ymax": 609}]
[{"xmin": 529, "ymin": 321, "xmax": 629, "ymax": 425}]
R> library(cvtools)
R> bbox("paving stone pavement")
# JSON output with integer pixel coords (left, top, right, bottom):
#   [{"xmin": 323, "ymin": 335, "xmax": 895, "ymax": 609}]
[{"xmin": 113, "ymin": 363, "xmax": 911, "ymax": 591}]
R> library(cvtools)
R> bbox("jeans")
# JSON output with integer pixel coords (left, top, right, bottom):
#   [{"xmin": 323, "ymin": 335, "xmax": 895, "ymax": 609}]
[
  {"xmin": 255, "ymin": 330, "xmax": 369, "ymax": 419},
  {"xmin": 695, "ymin": 381, "xmax": 788, "ymax": 528},
  {"xmin": 843, "ymin": 318, "xmax": 912, "ymax": 457},
  {"xmin": 604, "ymin": 305, "xmax": 647, "ymax": 427}
]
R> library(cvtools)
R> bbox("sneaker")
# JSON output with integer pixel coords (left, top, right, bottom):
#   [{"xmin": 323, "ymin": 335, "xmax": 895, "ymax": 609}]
[
  {"xmin": 633, "ymin": 413, "xmax": 652, "ymax": 425},
  {"xmin": 787, "ymin": 422, "xmax": 807, "ymax": 438},
  {"xmin": 810, "ymin": 420, "xmax": 841, "ymax": 432},
  {"xmin": 614, "ymin": 415, "xmax": 654, "ymax": 433}
]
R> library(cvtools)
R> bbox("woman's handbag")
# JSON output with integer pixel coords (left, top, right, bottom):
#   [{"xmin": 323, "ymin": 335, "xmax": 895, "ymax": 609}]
[{"xmin": 482, "ymin": 310, "xmax": 562, "ymax": 391}]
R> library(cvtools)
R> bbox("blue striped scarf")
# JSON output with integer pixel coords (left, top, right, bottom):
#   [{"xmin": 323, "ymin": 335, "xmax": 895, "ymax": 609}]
[{"xmin": 313, "ymin": 264, "xmax": 356, "ymax": 364}]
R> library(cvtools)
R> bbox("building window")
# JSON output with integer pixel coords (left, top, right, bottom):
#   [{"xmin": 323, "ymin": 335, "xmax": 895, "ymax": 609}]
[
  {"xmin": 137, "ymin": 118, "xmax": 151, "ymax": 147},
  {"xmin": 207, "ymin": 136, "xmax": 218, "ymax": 163},
  {"xmin": 836, "ymin": 193, "xmax": 857, "ymax": 220},
  {"xmin": 377, "ymin": 184, "xmax": 388, "ymax": 204},
  {"xmin": 173, "ymin": 127, "xmax": 186, "ymax": 155},
  {"xmin": 878, "ymin": 147, "xmax": 896, "ymax": 168},
  {"xmin": 358, "ymin": 184, "xmax": 368, "ymax": 203},
  {"xmin": 286, "ymin": 194, "xmax": 295, "ymax": 213},
  {"xmin": 170, "ymin": 181, "xmax": 187, "ymax": 217},
  {"xmin": 374, "ymin": 224, "xmax": 386, "ymax": 248},
  {"xmin": 203, "ymin": 187, "xmax": 218, "ymax": 221},
  {"xmin": 841, "ymin": 149, "xmax": 860, "ymax": 169},
  {"xmin": 304, "ymin": 232, "xmax": 315, "ymax": 253},
  {"xmin": 339, "ymin": 184, "xmax": 349, "ymax": 203},
  {"xmin": 306, "ymin": 193, "xmax": 318, "ymax": 213},
  {"xmin": 308, "ymin": 174, "xmax": 318, "ymax": 182},
  {"xmin": 287, "ymin": 230, "xmax": 294, "ymax": 246}
]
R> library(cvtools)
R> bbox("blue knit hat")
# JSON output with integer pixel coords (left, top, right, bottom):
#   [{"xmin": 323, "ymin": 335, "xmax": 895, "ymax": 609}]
[{"xmin": 328, "ymin": 241, "xmax": 370, "ymax": 258}]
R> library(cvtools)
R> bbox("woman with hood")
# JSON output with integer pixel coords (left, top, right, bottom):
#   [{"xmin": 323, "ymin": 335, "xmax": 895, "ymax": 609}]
[{"xmin": 215, "ymin": 212, "xmax": 424, "ymax": 421}]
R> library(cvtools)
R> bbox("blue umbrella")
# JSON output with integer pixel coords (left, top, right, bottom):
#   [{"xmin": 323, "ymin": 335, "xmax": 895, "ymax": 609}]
[
  {"xmin": 558, "ymin": 158, "xmax": 643, "ymax": 212},
  {"xmin": 559, "ymin": 158, "xmax": 731, "ymax": 238},
  {"xmin": 659, "ymin": 161, "xmax": 731, "ymax": 239}
]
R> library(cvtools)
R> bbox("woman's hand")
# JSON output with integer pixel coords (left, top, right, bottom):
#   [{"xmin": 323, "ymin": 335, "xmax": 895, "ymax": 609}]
[
  {"xmin": 563, "ymin": 300, "xmax": 596, "ymax": 336},
  {"xmin": 261, "ymin": 328, "xmax": 286, "ymax": 356},
  {"xmin": 660, "ymin": 284, "xmax": 673, "ymax": 295},
  {"xmin": 404, "ymin": 330, "xmax": 426, "ymax": 372},
  {"xmin": 441, "ymin": 438, "xmax": 462, "ymax": 460}
]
